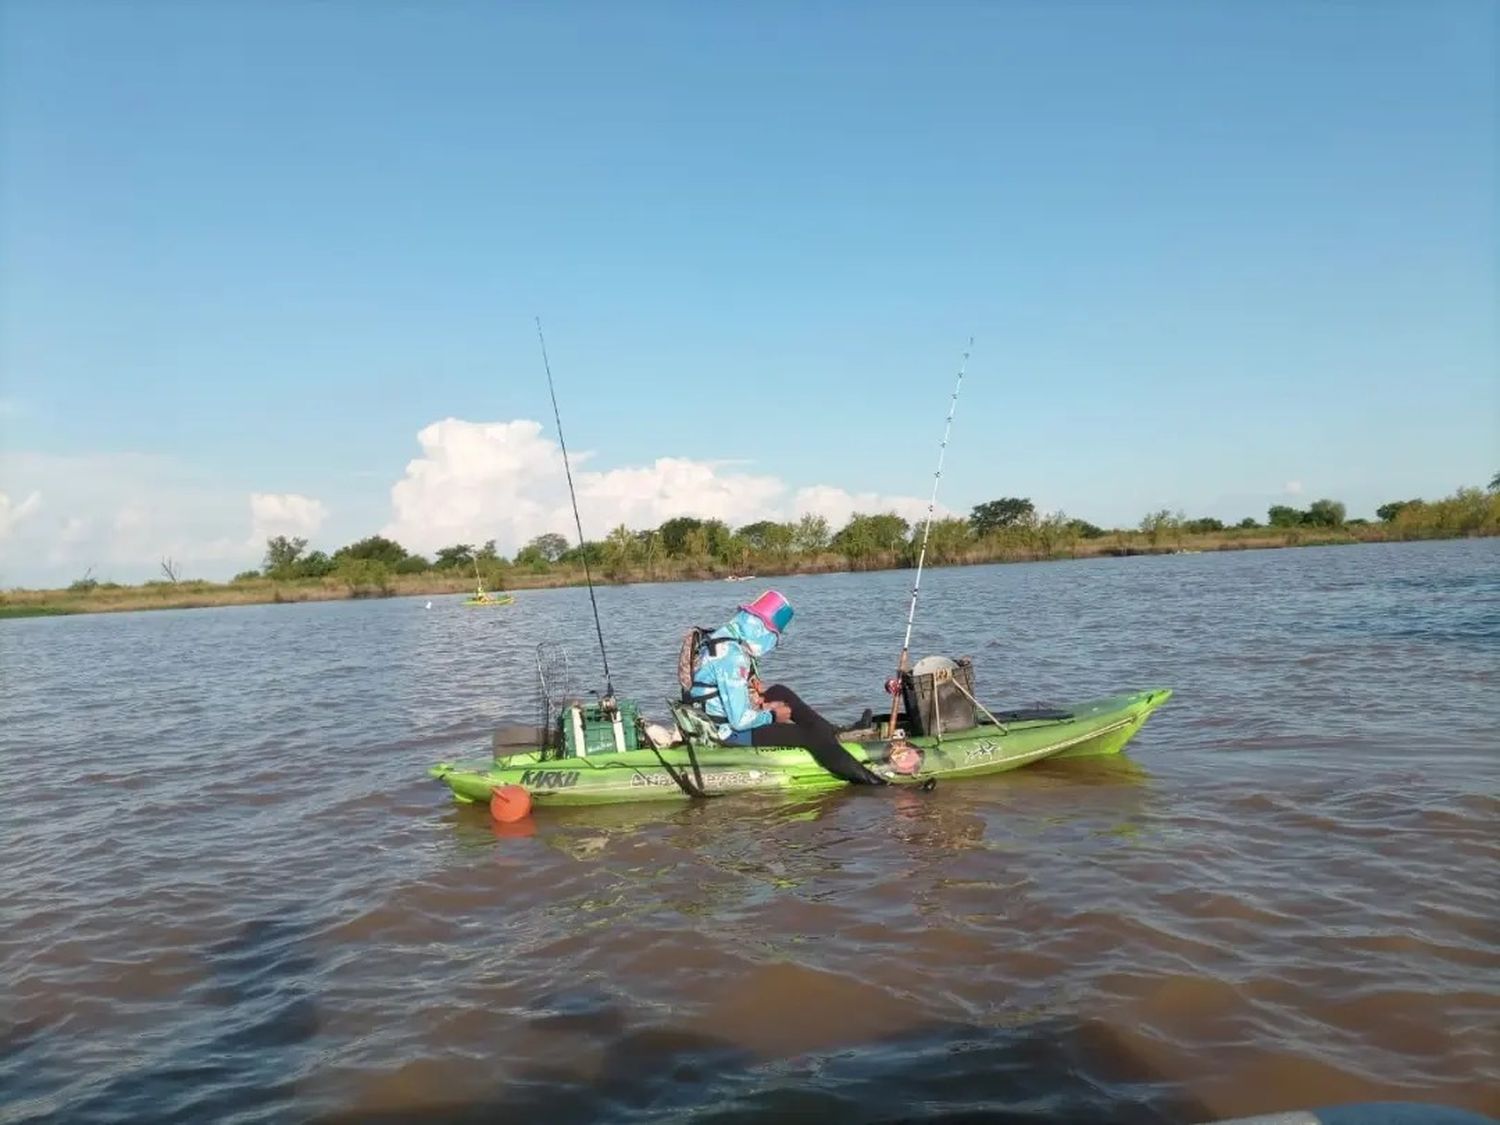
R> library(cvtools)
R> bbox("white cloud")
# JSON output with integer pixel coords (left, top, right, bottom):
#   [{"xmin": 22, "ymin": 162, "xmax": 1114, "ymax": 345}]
[
  {"xmin": 114, "ymin": 504, "xmax": 147, "ymax": 534},
  {"xmin": 249, "ymin": 493, "xmax": 329, "ymax": 546},
  {"xmin": 58, "ymin": 516, "xmax": 90, "ymax": 545},
  {"xmin": 791, "ymin": 485, "xmax": 946, "ymax": 529},
  {"xmin": 382, "ymin": 417, "xmax": 938, "ymax": 555},
  {"xmin": 0, "ymin": 451, "xmax": 333, "ymax": 587},
  {"xmin": 0, "ymin": 490, "xmax": 42, "ymax": 540},
  {"xmin": 1283, "ymin": 480, "xmax": 1304, "ymax": 495},
  {"xmin": 0, "ymin": 420, "xmax": 937, "ymax": 585}
]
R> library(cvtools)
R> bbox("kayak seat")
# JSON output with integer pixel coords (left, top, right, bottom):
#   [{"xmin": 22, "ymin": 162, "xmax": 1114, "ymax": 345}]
[
  {"xmin": 668, "ymin": 701, "xmax": 724, "ymax": 749},
  {"xmin": 836, "ymin": 707, "xmax": 879, "ymax": 740}
]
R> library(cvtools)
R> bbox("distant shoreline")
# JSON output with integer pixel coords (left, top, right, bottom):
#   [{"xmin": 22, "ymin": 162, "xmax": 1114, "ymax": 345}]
[{"xmin": 3, "ymin": 527, "xmax": 1491, "ymax": 620}]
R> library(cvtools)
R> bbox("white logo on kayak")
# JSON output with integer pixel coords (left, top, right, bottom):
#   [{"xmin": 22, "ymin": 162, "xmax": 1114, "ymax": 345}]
[
  {"xmin": 631, "ymin": 769, "xmax": 765, "ymax": 789},
  {"xmin": 963, "ymin": 742, "xmax": 998, "ymax": 763}
]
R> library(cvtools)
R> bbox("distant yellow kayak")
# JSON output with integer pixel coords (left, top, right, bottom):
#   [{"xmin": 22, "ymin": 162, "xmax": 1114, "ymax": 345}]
[{"xmin": 463, "ymin": 593, "xmax": 515, "ymax": 607}]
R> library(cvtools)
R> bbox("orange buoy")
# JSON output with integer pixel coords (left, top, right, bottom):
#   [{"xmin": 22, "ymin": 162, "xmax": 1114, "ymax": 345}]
[{"xmin": 490, "ymin": 784, "xmax": 533, "ymax": 823}]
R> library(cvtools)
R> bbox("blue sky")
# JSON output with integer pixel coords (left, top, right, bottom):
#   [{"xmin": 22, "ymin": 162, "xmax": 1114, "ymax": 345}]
[{"xmin": 1, "ymin": 1, "xmax": 1495, "ymax": 585}]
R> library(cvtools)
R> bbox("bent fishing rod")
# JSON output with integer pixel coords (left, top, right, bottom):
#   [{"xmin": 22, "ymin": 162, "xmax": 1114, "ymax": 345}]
[
  {"xmin": 535, "ymin": 316, "xmax": 615, "ymax": 699},
  {"xmin": 887, "ymin": 337, "xmax": 972, "ymax": 738}
]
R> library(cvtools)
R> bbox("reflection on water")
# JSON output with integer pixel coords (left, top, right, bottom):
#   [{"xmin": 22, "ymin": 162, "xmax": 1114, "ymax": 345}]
[{"xmin": 2, "ymin": 539, "xmax": 1497, "ymax": 1122}]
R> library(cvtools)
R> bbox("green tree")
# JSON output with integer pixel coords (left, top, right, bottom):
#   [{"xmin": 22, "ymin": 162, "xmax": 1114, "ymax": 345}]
[
  {"xmin": 1067, "ymin": 519, "xmax": 1106, "ymax": 539},
  {"xmin": 1185, "ymin": 517, "xmax": 1224, "ymax": 534},
  {"xmin": 333, "ymin": 535, "xmax": 408, "ymax": 567},
  {"xmin": 393, "ymin": 555, "xmax": 430, "ymax": 575},
  {"xmin": 263, "ymin": 535, "xmax": 308, "ymax": 579},
  {"xmin": 1267, "ymin": 505, "xmax": 1305, "ymax": 528},
  {"xmin": 637, "ymin": 530, "xmax": 663, "ymax": 578},
  {"xmin": 1139, "ymin": 509, "xmax": 1182, "ymax": 547},
  {"xmin": 970, "ymin": 497, "xmax": 1035, "ymax": 536},
  {"xmin": 791, "ymin": 514, "xmax": 831, "ymax": 554},
  {"xmin": 833, "ymin": 513, "xmax": 910, "ymax": 565},
  {"xmin": 680, "ymin": 525, "xmax": 711, "ymax": 561},
  {"xmin": 737, "ymin": 520, "xmax": 795, "ymax": 555},
  {"xmin": 762, "ymin": 522, "xmax": 796, "ymax": 559},
  {"xmin": 468, "ymin": 540, "xmax": 508, "ymax": 586},
  {"xmin": 604, "ymin": 524, "xmax": 638, "ymax": 577},
  {"xmin": 721, "ymin": 533, "xmax": 753, "ymax": 570},
  {"xmin": 560, "ymin": 541, "xmax": 605, "ymax": 567},
  {"xmin": 736, "ymin": 520, "xmax": 778, "ymax": 551},
  {"xmin": 1032, "ymin": 511, "xmax": 1074, "ymax": 558},
  {"xmin": 1304, "ymin": 499, "xmax": 1346, "ymax": 528},
  {"xmin": 1490, "ymin": 471, "xmax": 1500, "ymax": 492},
  {"xmin": 434, "ymin": 544, "xmax": 476, "ymax": 570},
  {"xmin": 656, "ymin": 517, "xmax": 704, "ymax": 557},
  {"xmin": 299, "ymin": 550, "xmax": 335, "ymax": 578},
  {"xmin": 1436, "ymin": 487, "xmax": 1496, "ymax": 534},
  {"xmin": 1376, "ymin": 500, "xmax": 1417, "ymax": 523},
  {"xmin": 701, "ymin": 519, "xmax": 736, "ymax": 562},
  {"xmin": 335, "ymin": 556, "xmax": 392, "ymax": 595},
  {"xmin": 921, "ymin": 517, "xmax": 973, "ymax": 563},
  {"xmin": 527, "ymin": 532, "xmax": 570, "ymax": 563},
  {"xmin": 1237, "ymin": 517, "xmax": 1259, "ymax": 529}
]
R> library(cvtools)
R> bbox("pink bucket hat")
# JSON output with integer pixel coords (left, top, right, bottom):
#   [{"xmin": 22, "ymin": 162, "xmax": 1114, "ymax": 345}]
[{"xmin": 740, "ymin": 589, "xmax": 794, "ymax": 634}]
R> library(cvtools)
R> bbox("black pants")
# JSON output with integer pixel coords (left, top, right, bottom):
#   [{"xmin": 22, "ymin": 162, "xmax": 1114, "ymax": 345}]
[{"xmin": 751, "ymin": 685, "xmax": 887, "ymax": 785}]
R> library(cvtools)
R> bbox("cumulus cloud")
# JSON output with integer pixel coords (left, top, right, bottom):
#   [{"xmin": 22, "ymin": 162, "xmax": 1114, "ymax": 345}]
[
  {"xmin": 792, "ymin": 485, "xmax": 944, "ymax": 528},
  {"xmin": 382, "ymin": 418, "xmax": 940, "ymax": 555},
  {"xmin": 0, "ymin": 490, "xmax": 42, "ymax": 540},
  {"xmin": 249, "ymin": 493, "xmax": 329, "ymax": 546},
  {"xmin": 0, "ymin": 420, "xmax": 937, "ymax": 585},
  {"xmin": 0, "ymin": 451, "xmax": 333, "ymax": 586}
]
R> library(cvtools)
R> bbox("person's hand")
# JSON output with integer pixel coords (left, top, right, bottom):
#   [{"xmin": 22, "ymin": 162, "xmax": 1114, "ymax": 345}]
[{"xmin": 768, "ymin": 700, "xmax": 793, "ymax": 724}]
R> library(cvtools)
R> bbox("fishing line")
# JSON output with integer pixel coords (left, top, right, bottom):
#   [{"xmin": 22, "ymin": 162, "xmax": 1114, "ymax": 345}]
[
  {"xmin": 887, "ymin": 337, "xmax": 972, "ymax": 737},
  {"xmin": 535, "ymin": 317, "xmax": 615, "ymax": 697}
]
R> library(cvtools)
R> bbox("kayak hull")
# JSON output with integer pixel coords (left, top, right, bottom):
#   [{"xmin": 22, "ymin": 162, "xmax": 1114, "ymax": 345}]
[{"xmin": 430, "ymin": 688, "xmax": 1171, "ymax": 809}]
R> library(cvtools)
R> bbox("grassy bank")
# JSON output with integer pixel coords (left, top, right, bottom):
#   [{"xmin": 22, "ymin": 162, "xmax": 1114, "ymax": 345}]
[{"xmin": 5, "ymin": 521, "xmax": 1491, "ymax": 619}]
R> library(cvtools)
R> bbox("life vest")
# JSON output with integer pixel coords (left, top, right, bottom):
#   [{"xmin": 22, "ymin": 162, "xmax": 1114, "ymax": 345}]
[
  {"xmin": 677, "ymin": 625, "xmax": 743, "ymax": 704},
  {"xmin": 679, "ymin": 610, "xmax": 778, "ymax": 740}
]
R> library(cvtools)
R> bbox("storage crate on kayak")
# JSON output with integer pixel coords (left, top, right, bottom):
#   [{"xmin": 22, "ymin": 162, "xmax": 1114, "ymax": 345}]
[
  {"xmin": 560, "ymin": 699, "xmax": 640, "ymax": 756},
  {"xmin": 902, "ymin": 655, "xmax": 978, "ymax": 737}
]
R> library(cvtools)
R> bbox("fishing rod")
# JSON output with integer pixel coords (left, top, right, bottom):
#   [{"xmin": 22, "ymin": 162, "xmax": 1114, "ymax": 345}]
[
  {"xmin": 887, "ymin": 337, "xmax": 972, "ymax": 738},
  {"xmin": 535, "ymin": 316, "xmax": 615, "ymax": 698}
]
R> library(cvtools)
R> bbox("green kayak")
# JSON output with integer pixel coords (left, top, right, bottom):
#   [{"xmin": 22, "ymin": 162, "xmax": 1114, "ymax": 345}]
[
  {"xmin": 430, "ymin": 688, "xmax": 1171, "ymax": 809},
  {"xmin": 462, "ymin": 593, "xmax": 515, "ymax": 607}
]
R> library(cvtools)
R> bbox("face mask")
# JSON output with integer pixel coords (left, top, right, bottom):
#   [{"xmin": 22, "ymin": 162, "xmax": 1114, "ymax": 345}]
[{"xmin": 730, "ymin": 610, "xmax": 779, "ymax": 658}]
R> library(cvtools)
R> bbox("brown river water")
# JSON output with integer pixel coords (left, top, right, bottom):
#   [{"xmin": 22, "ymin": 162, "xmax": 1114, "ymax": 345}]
[{"xmin": 2, "ymin": 540, "xmax": 1497, "ymax": 1123}]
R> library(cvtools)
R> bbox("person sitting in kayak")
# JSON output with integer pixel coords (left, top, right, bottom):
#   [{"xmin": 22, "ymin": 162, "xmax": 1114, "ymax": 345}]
[{"xmin": 687, "ymin": 590, "xmax": 887, "ymax": 786}]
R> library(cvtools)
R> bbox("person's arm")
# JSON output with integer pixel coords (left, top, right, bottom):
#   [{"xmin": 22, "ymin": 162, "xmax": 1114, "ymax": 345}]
[{"xmin": 715, "ymin": 656, "xmax": 773, "ymax": 731}]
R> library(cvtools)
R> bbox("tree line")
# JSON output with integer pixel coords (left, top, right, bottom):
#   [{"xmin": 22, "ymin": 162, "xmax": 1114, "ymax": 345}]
[{"xmin": 237, "ymin": 475, "xmax": 1499, "ymax": 587}]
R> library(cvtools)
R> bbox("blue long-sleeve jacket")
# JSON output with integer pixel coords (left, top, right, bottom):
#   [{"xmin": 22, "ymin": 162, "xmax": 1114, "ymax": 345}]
[{"xmin": 688, "ymin": 610, "xmax": 780, "ymax": 742}]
